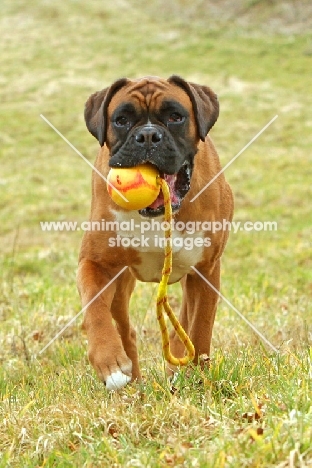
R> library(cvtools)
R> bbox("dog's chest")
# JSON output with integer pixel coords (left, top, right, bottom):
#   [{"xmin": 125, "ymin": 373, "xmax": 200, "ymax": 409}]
[{"xmin": 111, "ymin": 209, "xmax": 204, "ymax": 283}]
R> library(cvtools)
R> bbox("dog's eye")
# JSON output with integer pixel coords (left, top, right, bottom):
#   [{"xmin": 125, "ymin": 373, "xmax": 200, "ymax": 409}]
[
  {"xmin": 167, "ymin": 113, "xmax": 185, "ymax": 124},
  {"xmin": 114, "ymin": 116, "xmax": 129, "ymax": 127}
]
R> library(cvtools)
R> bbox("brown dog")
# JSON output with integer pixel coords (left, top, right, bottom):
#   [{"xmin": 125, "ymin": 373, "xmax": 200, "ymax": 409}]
[{"xmin": 77, "ymin": 75, "xmax": 233, "ymax": 390}]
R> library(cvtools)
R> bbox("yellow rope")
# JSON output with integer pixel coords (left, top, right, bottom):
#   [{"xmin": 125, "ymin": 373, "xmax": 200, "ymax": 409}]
[{"xmin": 156, "ymin": 178, "xmax": 195, "ymax": 366}]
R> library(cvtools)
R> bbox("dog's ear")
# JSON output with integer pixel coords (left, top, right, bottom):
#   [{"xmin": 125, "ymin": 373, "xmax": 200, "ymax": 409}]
[
  {"xmin": 84, "ymin": 78, "xmax": 129, "ymax": 147},
  {"xmin": 168, "ymin": 75, "xmax": 219, "ymax": 141}
]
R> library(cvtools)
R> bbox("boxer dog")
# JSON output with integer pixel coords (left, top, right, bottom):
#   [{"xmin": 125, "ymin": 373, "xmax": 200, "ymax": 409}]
[{"xmin": 77, "ymin": 75, "xmax": 233, "ymax": 390}]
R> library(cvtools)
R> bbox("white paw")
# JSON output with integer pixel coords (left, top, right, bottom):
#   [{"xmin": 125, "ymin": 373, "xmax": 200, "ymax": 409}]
[
  {"xmin": 106, "ymin": 370, "xmax": 131, "ymax": 391},
  {"xmin": 170, "ymin": 371, "xmax": 180, "ymax": 387}
]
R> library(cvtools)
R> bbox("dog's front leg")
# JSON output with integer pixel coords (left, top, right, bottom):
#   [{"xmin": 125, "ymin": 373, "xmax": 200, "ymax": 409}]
[
  {"xmin": 168, "ymin": 259, "xmax": 221, "ymax": 372},
  {"xmin": 77, "ymin": 259, "xmax": 133, "ymax": 390}
]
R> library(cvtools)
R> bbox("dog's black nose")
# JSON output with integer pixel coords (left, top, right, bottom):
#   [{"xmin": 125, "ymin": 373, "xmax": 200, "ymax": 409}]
[{"xmin": 135, "ymin": 126, "xmax": 163, "ymax": 147}]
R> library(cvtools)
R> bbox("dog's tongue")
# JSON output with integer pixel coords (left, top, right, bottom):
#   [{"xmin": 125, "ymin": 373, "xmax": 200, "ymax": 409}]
[{"xmin": 147, "ymin": 174, "xmax": 178, "ymax": 210}]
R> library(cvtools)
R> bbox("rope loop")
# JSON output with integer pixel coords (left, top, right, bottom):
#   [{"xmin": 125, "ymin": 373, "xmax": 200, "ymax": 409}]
[{"xmin": 156, "ymin": 177, "xmax": 195, "ymax": 366}]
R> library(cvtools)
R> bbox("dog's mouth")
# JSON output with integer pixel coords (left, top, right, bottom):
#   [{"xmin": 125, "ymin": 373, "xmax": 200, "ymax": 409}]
[{"xmin": 139, "ymin": 162, "xmax": 191, "ymax": 218}]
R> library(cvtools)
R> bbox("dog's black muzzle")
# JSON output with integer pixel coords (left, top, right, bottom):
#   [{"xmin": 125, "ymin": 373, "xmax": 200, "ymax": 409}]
[
  {"xmin": 109, "ymin": 124, "xmax": 183, "ymax": 175},
  {"xmin": 108, "ymin": 124, "xmax": 193, "ymax": 217}
]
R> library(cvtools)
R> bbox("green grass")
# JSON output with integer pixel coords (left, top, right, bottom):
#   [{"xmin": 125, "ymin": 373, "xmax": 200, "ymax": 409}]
[{"xmin": 1, "ymin": 0, "xmax": 312, "ymax": 466}]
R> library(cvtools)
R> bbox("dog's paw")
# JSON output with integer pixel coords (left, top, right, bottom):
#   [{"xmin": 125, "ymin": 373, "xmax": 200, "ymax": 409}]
[
  {"xmin": 105, "ymin": 356, "xmax": 133, "ymax": 391},
  {"xmin": 106, "ymin": 370, "xmax": 131, "ymax": 391},
  {"xmin": 88, "ymin": 343, "xmax": 133, "ymax": 390}
]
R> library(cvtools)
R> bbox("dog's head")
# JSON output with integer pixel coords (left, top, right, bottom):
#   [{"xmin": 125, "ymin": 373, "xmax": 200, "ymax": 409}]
[{"xmin": 84, "ymin": 75, "xmax": 219, "ymax": 217}]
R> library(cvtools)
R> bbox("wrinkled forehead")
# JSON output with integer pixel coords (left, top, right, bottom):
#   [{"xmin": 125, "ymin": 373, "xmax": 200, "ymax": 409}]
[{"xmin": 108, "ymin": 77, "xmax": 192, "ymax": 115}]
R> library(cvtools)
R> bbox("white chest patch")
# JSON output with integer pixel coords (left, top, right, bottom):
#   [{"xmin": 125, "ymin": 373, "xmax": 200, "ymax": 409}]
[{"xmin": 110, "ymin": 208, "xmax": 206, "ymax": 283}]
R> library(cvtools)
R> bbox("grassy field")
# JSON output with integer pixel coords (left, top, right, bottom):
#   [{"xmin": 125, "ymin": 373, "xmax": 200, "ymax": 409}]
[{"xmin": 1, "ymin": 0, "xmax": 312, "ymax": 466}]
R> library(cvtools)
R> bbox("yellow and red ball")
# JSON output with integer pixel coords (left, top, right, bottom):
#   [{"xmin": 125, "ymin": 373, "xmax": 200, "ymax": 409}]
[{"xmin": 107, "ymin": 164, "xmax": 160, "ymax": 210}]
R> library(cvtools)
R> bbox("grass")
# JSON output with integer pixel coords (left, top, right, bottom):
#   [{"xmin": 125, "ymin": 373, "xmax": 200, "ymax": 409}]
[{"xmin": 1, "ymin": 0, "xmax": 312, "ymax": 466}]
